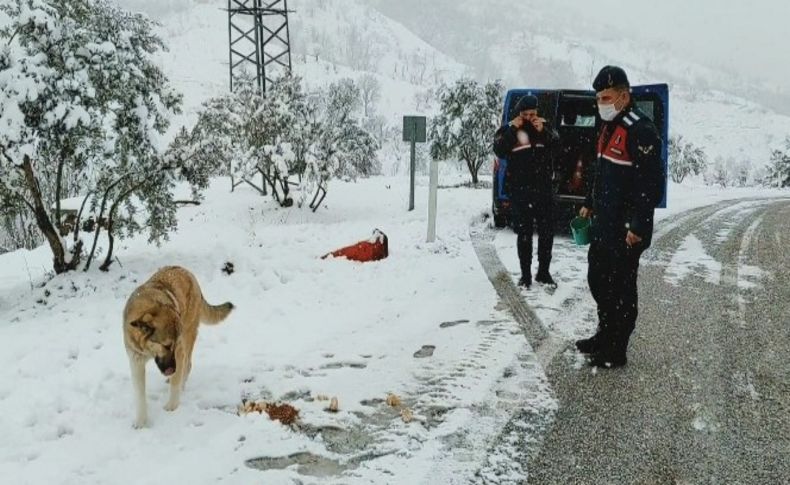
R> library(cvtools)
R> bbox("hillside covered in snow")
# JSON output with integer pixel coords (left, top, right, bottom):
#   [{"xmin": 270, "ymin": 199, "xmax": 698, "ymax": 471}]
[{"xmin": 118, "ymin": 0, "xmax": 790, "ymax": 179}]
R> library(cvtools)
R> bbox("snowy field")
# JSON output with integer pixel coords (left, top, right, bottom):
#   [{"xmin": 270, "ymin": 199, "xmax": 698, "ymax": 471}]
[
  {"xmin": 0, "ymin": 173, "xmax": 526, "ymax": 484},
  {"xmin": 1, "ymin": 172, "xmax": 784, "ymax": 484}
]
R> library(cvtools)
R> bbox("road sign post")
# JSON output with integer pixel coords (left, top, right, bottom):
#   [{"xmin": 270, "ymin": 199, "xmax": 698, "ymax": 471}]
[
  {"xmin": 402, "ymin": 116, "xmax": 426, "ymax": 212},
  {"xmin": 402, "ymin": 115, "xmax": 438, "ymax": 242},
  {"xmin": 409, "ymin": 139, "xmax": 416, "ymax": 211},
  {"xmin": 427, "ymin": 158, "xmax": 438, "ymax": 242}
]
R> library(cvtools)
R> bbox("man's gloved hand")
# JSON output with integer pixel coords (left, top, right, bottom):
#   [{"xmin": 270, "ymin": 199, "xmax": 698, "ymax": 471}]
[{"xmin": 531, "ymin": 116, "xmax": 546, "ymax": 132}]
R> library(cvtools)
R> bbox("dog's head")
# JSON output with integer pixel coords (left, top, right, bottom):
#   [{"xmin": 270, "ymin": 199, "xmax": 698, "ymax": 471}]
[{"xmin": 128, "ymin": 308, "xmax": 179, "ymax": 376}]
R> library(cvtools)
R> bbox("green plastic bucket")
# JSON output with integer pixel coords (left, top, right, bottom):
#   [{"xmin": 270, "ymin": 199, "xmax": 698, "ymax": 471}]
[{"xmin": 570, "ymin": 216, "xmax": 591, "ymax": 246}]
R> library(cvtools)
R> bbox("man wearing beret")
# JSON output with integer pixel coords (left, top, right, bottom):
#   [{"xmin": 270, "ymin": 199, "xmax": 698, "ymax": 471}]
[
  {"xmin": 576, "ymin": 66, "xmax": 664, "ymax": 368},
  {"xmin": 493, "ymin": 95, "xmax": 559, "ymax": 289}
]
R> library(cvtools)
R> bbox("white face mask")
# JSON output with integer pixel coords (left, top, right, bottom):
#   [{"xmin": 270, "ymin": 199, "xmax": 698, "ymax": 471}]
[{"xmin": 598, "ymin": 102, "xmax": 619, "ymax": 121}]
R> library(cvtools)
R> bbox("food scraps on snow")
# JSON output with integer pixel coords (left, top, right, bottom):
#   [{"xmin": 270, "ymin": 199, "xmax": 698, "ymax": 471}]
[{"xmin": 239, "ymin": 399, "xmax": 300, "ymax": 425}]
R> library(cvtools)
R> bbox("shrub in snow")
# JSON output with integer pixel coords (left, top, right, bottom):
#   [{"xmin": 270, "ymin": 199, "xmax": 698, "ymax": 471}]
[
  {"xmin": 185, "ymin": 81, "xmax": 259, "ymax": 194},
  {"xmin": 669, "ymin": 135, "xmax": 708, "ymax": 184},
  {"xmin": 765, "ymin": 138, "xmax": 790, "ymax": 188},
  {"xmin": 301, "ymin": 78, "xmax": 380, "ymax": 210},
  {"xmin": 322, "ymin": 78, "xmax": 381, "ymax": 180},
  {"xmin": 429, "ymin": 78, "xmax": 504, "ymax": 185},
  {"xmin": 704, "ymin": 155, "xmax": 759, "ymax": 188},
  {"xmin": 185, "ymin": 76, "xmax": 379, "ymax": 211},
  {"xmin": 250, "ymin": 75, "xmax": 306, "ymax": 205},
  {"xmin": 0, "ymin": 0, "xmax": 217, "ymax": 273},
  {"xmin": 704, "ymin": 157, "xmax": 733, "ymax": 188},
  {"xmin": 705, "ymin": 156, "xmax": 756, "ymax": 188}
]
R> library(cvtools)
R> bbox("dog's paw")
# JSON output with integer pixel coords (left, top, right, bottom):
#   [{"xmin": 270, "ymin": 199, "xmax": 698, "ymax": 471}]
[
  {"xmin": 163, "ymin": 400, "xmax": 180, "ymax": 412},
  {"xmin": 133, "ymin": 417, "xmax": 148, "ymax": 429}
]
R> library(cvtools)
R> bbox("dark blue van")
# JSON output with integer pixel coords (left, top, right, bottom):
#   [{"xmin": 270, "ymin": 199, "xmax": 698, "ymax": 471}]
[{"xmin": 492, "ymin": 85, "xmax": 669, "ymax": 227}]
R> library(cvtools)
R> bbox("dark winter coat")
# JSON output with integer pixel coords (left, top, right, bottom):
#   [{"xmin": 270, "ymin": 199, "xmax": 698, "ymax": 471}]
[
  {"xmin": 585, "ymin": 103, "xmax": 664, "ymax": 247},
  {"xmin": 493, "ymin": 122, "xmax": 558, "ymax": 200}
]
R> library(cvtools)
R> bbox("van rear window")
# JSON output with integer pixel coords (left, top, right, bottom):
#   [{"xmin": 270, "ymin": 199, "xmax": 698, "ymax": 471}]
[
  {"xmin": 558, "ymin": 94, "xmax": 597, "ymax": 128},
  {"xmin": 561, "ymin": 115, "xmax": 596, "ymax": 127},
  {"xmin": 635, "ymin": 100, "xmax": 656, "ymax": 122}
]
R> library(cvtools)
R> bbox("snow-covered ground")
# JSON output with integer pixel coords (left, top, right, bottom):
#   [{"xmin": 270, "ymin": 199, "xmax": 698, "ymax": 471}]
[
  {"xmin": 1, "ymin": 173, "xmax": 785, "ymax": 484},
  {"xmin": 0, "ymin": 173, "xmax": 529, "ymax": 484}
]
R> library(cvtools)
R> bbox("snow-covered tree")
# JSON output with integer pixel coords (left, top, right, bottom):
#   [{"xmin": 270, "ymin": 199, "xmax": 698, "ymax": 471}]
[
  {"xmin": 669, "ymin": 135, "xmax": 708, "ymax": 183},
  {"xmin": 430, "ymin": 78, "xmax": 504, "ymax": 185},
  {"xmin": 344, "ymin": 25, "xmax": 379, "ymax": 72},
  {"xmin": 252, "ymin": 75, "xmax": 307, "ymax": 205},
  {"xmin": 296, "ymin": 79, "xmax": 379, "ymax": 210},
  {"xmin": 320, "ymin": 78, "xmax": 379, "ymax": 179},
  {"xmin": 705, "ymin": 156, "xmax": 733, "ymax": 188},
  {"xmin": 0, "ymin": 201, "xmax": 39, "ymax": 252},
  {"xmin": 189, "ymin": 87, "xmax": 255, "ymax": 193},
  {"xmin": 381, "ymin": 124, "xmax": 429, "ymax": 176},
  {"xmin": 84, "ymin": 117, "xmax": 225, "ymax": 272},
  {"xmin": 359, "ymin": 73, "xmax": 381, "ymax": 117},
  {"xmin": 734, "ymin": 159, "xmax": 751, "ymax": 187},
  {"xmin": 326, "ymin": 78, "xmax": 362, "ymax": 123},
  {"xmin": 185, "ymin": 74, "xmax": 300, "ymax": 205},
  {"xmin": 335, "ymin": 123, "xmax": 380, "ymax": 179},
  {"xmin": 414, "ymin": 86, "xmax": 436, "ymax": 113},
  {"xmin": 184, "ymin": 76, "xmax": 378, "ymax": 212},
  {"xmin": 766, "ymin": 138, "xmax": 790, "ymax": 188},
  {"xmin": 0, "ymin": 0, "xmax": 187, "ymax": 273}
]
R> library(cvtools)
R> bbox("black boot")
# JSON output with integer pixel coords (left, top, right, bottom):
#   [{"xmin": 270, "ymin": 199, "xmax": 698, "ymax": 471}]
[
  {"xmin": 518, "ymin": 273, "xmax": 532, "ymax": 288},
  {"xmin": 517, "ymin": 234, "xmax": 532, "ymax": 288},
  {"xmin": 588, "ymin": 333, "xmax": 629, "ymax": 368},
  {"xmin": 575, "ymin": 333, "xmax": 601, "ymax": 354},
  {"xmin": 535, "ymin": 267, "xmax": 556, "ymax": 287},
  {"xmin": 588, "ymin": 351, "xmax": 627, "ymax": 368}
]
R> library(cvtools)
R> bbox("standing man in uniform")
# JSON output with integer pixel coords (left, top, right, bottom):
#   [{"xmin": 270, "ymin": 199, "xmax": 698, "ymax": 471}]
[
  {"xmin": 576, "ymin": 66, "xmax": 664, "ymax": 368},
  {"xmin": 493, "ymin": 95, "xmax": 559, "ymax": 289}
]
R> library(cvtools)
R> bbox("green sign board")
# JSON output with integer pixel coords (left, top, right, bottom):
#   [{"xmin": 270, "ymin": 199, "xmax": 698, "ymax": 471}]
[{"xmin": 402, "ymin": 115, "xmax": 427, "ymax": 143}]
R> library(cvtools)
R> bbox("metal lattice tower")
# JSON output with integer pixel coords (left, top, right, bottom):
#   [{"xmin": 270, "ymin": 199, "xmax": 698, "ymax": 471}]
[{"xmin": 227, "ymin": 0, "xmax": 292, "ymax": 93}]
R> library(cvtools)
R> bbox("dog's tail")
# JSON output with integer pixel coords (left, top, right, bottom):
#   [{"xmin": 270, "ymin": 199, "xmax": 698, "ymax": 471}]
[{"xmin": 200, "ymin": 299, "xmax": 234, "ymax": 325}]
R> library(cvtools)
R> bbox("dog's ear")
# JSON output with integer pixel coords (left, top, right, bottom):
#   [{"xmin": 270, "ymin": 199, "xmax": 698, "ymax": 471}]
[{"xmin": 130, "ymin": 319, "xmax": 154, "ymax": 335}]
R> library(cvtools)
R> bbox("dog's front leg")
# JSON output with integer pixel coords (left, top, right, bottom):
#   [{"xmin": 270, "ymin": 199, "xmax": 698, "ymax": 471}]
[
  {"xmin": 128, "ymin": 353, "xmax": 148, "ymax": 428},
  {"xmin": 163, "ymin": 343, "xmax": 186, "ymax": 411}
]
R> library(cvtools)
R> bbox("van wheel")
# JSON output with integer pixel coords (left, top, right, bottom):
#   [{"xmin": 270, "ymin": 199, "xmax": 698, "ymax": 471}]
[{"xmin": 493, "ymin": 213, "xmax": 508, "ymax": 228}]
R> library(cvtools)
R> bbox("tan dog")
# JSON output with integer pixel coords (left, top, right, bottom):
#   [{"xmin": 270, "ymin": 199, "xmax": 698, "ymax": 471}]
[{"xmin": 123, "ymin": 266, "xmax": 233, "ymax": 428}]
